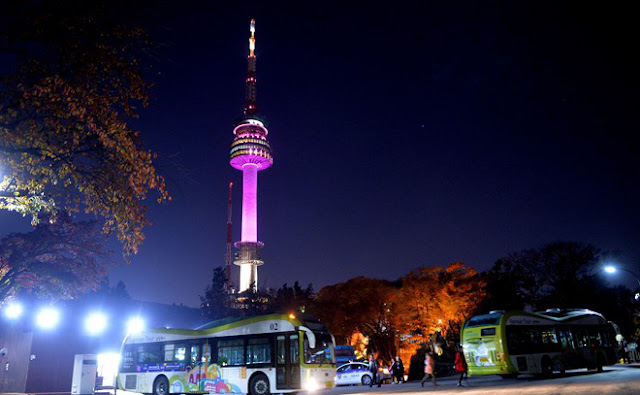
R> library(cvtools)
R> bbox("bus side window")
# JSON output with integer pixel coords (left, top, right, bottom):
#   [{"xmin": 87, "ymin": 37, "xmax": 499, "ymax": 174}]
[
  {"xmin": 218, "ymin": 339, "xmax": 245, "ymax": 366},
  {"xmin": 138, "ymin": 344, "xmax": 162, "ymax": 364},
  {"xmin": 164, "ymin": 343, "xmax": 186, "ymax": 362},
  {"xmin": 203, "ymin": 342, "xmax": 212, "ymax": 364},
  {"xmin": 247, "ymin": 337, "xmax": 272, "ymax": 365},
  {"xmin": 190, "ymin": 344, "xmax": 201, "ymax": 366}
]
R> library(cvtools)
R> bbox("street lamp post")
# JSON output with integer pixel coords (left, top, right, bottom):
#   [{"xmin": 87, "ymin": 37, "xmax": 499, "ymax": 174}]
[{"xmin": 604, "ymin": 265, "xmax": 640, "ymax": 301}]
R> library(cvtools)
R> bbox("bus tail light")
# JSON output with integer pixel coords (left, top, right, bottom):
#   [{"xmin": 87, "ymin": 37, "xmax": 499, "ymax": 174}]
[{"xmin": 496, "ymin": 351, "xmax": 504, "ymax": 362}]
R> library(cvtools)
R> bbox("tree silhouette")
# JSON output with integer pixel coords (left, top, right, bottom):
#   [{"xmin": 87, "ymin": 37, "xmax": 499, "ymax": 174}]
[
  {"xmin": 479, "ymin": 241, "xmax": 637, "ymax": 337},
  {"xmin": 0, "ymin": 213, "xmax": 109, "ymax": 303},
  {"xmin": 0, "ymin": 0, "xmax": 168, "ymax": 260},
  {"xmin": 200, "ymin": 267, "xmax": 233, "ymax": 320},
  {"xmin": 271, "ymin": 281, "xmax": 314, "ymax": 313},
  {"xmin": 310, "ymin": 277, "xmax": 399, "ymax": 364}
]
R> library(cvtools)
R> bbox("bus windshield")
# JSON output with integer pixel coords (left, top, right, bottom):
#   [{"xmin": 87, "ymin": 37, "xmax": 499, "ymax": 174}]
[
  {"xmin": 304, "ymin": 333, "xmax": 335, "ymax": 364},
  {"xmin": 465, "ymin": 312, "xmax": 503, "ymax": 327}
]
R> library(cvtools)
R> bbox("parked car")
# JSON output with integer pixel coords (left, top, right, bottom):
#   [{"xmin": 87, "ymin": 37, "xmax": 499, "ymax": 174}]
[{"xmin": 335, "ymin": 362, "xmax": 392, "ymax": 386}]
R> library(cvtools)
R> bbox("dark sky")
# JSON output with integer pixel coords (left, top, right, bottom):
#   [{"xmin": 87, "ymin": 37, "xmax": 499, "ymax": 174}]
[{"xmin": 2, "ymin": 1, "xmax": 639, "ymax": 307}]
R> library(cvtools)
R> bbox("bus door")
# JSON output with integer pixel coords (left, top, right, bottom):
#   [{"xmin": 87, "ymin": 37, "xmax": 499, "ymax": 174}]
[
  {"xmin": 276, "ymin": 334, "xmax": 300, "ymax": 389},
  {"xmin": 187, "ymin": 341, "xmax": 206, "ymax": 390}
]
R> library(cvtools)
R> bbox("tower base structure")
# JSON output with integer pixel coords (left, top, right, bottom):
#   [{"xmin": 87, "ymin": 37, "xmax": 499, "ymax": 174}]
[{"xmin": 234, "ymin": 241, "xmax": 264, "ymax": 293}]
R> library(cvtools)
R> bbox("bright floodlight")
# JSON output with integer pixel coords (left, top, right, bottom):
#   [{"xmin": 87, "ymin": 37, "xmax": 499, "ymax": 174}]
[
  {"xmin": 35, "ymin": 307, "xmax": 60, "ymax": 330},
  {"xmin": 604, "ymin": 265, "xmax": 617, "ymax": 274},
  {"xmin": 3, "ymin": 302, "xmax": 23, "ymax": 320},
  {"xmin": 85, "ymin": 312, "xmax": 108, "ymax": 336},
  {"xmin": 126, "ymin": 316, "xmax": 145, "ymax": 334}
]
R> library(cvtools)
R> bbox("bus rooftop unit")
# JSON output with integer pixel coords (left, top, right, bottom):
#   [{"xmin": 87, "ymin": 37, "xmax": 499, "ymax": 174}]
[
  {"xmin": 461, "ymin": 308, "xmax": 619, "ymax": 378},
  {"xmin": 118, "ymin": 313, "xmax": 336, "ymax": 395}
]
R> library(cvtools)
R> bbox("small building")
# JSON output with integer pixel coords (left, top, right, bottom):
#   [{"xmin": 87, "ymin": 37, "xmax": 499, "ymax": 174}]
[{"xmin": 0, "ymin": 295, "xmax": 205, "ymax": 393}]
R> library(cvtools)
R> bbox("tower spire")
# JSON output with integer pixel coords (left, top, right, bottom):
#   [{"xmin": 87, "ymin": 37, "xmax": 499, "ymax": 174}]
[
  {"xmin": 230, "ymin": 19, "xmax": 273, "ymax": 293},
  {"xmin": 245, "ymin": 19, "xmax": 258, "ymax": 116}
]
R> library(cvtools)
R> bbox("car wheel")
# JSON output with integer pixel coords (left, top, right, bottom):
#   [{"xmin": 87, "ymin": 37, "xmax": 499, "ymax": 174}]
[
  {"xmin": 361, "ymin": 374, "xmax": 372, "ymax": 386},
  {"xmin": 153, "ymin": 376, "xmax": 169, "ymax": 395},
  {"xmin": 249, "ymin": 374, "xmax": 270, "ymax": 395}
]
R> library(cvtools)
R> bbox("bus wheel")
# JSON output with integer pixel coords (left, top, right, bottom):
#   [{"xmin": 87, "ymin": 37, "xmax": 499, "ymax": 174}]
[
  {"xmin": 499, "ymin": 374, "xmax": 517, "ymax": 379},
  {"xmin": 153, "ymin": 376, "xmax": 169, "ymax": 395},
  {"xmin": 249, "ymin": 374, "xmax": 270, "ymax": 395},
  {"xmin": 596, "ymin": 354, "xmax": 604, "ymax": 373},
  {"xmin": 553, "ymin": 360, "xmax": 566, "ymax": 375},
  {"xmin": 361, "ymin": 374, "xmax": 372, "ymax": 386}
]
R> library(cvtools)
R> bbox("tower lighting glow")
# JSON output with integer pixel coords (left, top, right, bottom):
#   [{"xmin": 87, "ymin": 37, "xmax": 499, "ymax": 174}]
[
  {"xmin": 3, "ymin": 302, "xmax": 23, "ymax": 320},
  {"xmin": 85, "ymin": 312, "xmax": 108, "ymax": 336},
  {"xmin": 230, "ymin": 19, "xmax": 273, "ymax": 293},
  {"xmin": 35, "ymin": 307, "xmax": 60, "ymax": 330},
  {"xmin": 127, "ymin": 316, "xmax": 145, "ymax": 334}
]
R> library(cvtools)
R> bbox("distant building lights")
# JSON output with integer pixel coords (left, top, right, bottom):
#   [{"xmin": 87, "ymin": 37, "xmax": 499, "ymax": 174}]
[
  {"xmin": 3, "ymin": 302, "xmax": 23, "ymax": 320},
  {"xmin": 85, "ymin": 312, "xmax": 108, "ymax": 336},
  {"xmin": 126, "ymin": 316, "xmax": 145, "ymax": 334},
  {"xmin": 35, "ymin": 307, "xmax": 60, "ymax": 330}
]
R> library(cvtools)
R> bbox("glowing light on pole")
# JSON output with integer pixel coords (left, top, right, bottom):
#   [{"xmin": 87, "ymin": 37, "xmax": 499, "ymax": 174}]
[
  {"xmin": 85, "ymin": 312, "xmax": 108, "ymax": 336},
  {"xmin": 126, "ymin": 316, "xmax": 145, "ymax": 334},
  {"xmin": 603, "ymin": 264, "xmax": 640, "ymax": 301},
  {"xmin": 35, "ymin": 307, "xmax": 60, "ymax": 330},
  {"xmin": 3, "ymin": 302, "xmax": 23, "ymax": 320}
]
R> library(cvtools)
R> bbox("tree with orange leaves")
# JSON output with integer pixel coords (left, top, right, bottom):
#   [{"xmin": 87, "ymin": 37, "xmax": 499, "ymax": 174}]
[
  {"xmin": 310, "ymin": 277, "xmax": 400, "ymax": 363},
  {"xmin": 0, "ymin": 0, "xmax": 168, "ymax": 260},
  {"xmin": 394, "ymin": 263, "xmax": 486, "ymax": 346}
]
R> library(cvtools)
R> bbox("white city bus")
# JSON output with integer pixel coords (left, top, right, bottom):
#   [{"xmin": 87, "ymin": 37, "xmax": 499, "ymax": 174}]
[{"xmin": 118, "ymin": 313, "xmax": 336, "ymax": 395}]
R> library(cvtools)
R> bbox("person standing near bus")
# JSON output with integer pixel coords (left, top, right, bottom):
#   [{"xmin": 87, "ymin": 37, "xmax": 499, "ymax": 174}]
[
  {"xmin": 420, "ymin": 350, "xmax": 438, "ymax": 387},
  {"xmin": 454, "ymin": 345, "xmax": 468, "ymax": 387},
  {"xmin": 368, "ymin": 354, "xmax": 381, "ymax": 388}
]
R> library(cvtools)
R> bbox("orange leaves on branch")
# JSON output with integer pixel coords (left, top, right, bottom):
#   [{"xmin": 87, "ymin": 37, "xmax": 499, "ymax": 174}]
[{"xmin": 0, "ymin": 2, "xmax": 169, "ymax": 260}]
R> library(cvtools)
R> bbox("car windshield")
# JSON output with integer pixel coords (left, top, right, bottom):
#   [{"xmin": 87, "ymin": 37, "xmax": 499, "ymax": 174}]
[{"xmin": 304, "ymin": 333, "xmax": 335, "ymax": 364}]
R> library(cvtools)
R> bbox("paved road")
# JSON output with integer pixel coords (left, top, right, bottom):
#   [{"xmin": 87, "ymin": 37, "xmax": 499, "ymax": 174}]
[{"xmin": 316, "ymin": 365, "xmax": 640, "ymax": 395}]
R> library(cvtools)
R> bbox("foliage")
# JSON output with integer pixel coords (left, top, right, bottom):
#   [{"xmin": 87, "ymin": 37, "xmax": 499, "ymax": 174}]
[
  {"xmin": 0, "ymin": 0, "xmax": 168, "ymax": 259},
  {"xmin": 396, "ymin": 263, "xmax": 485, "ymax": 340},
  {"xmin": 200, "ymin": 267, "xmax": 234, "ymax": 320},
  {"xmin": 93, "ymin": 277, "xmax": 131, "ymax": 299},
  {"xmin": 270, "ymin": 281, "xmax": 313, "ymax": 313},
  {"xmin": 479, "ymin": 241, "xmax": 637, "ymax": 337},
  {"xmin": 0, "ymin": 213, "xmax": 109, "ymax": 303},
  {"xmin": 392, "ymin": 263, "xmax": 485, "ymax": 367},
  {"xmin": 310, "ymin": 277, "xmax": 400, "ymax": 363}
]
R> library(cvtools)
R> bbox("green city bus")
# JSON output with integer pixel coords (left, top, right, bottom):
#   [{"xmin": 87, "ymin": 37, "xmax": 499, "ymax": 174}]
[
  {"xmin": 461, "ymin": 309, "xmax": 618, "ymax": 377},
  {"xmin": 118, "ymin": 313, "xmax": 336, "ymax": 395}
]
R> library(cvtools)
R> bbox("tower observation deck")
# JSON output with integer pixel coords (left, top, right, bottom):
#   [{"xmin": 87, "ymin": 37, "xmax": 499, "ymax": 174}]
[{"xmin": 230, "ymin": 19, "xmax": 273, "ymax": 293}]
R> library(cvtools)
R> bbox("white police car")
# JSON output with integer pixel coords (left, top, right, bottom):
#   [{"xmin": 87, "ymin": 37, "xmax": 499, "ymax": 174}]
[{"xmin": 334, "ymin": 362, "xmax": 392, "ymax": 386}]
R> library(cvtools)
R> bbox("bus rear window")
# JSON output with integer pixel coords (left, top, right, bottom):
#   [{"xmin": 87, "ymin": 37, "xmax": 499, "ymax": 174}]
[{"xmin": 481, "ymin": 328, "xmax": 496, "ymax": 336}]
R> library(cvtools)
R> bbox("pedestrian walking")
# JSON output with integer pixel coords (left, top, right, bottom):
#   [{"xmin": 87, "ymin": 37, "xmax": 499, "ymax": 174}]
[
  {"xmin": 454, "ymin": 346, "xmax": 468, "ymax": 387},
  {"xmin": 390, "ymin": 355, "xmax": 404, "ymax": 384},
  {"xmin": 368, "ymin": 354, "xmax": 381, "ymax": 387},
  {"xmin": 420, "ymin": 350, "xmax": 438, "ymax": 387}
]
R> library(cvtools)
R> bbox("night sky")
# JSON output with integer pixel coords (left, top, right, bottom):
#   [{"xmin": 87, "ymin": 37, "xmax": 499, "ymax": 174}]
[{"xmin": 1, "ymin": 2, "xmax": 638, "ymax": 307}]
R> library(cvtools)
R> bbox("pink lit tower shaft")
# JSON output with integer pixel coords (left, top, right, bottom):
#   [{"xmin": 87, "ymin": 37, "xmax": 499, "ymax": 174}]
[{"xmin": 230, "ymin": 19, "xmax": 273, "ymax": 293}]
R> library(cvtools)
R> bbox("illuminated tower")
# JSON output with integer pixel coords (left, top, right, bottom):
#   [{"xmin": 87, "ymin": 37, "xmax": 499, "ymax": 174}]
[{"xmin": 230, "ymin": 19, "xmax": 273, "ymax": 293}]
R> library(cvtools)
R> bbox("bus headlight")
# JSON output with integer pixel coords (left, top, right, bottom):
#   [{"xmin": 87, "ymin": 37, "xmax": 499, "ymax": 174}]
[{"xmin": 304, "ymin": 378, "xmax": 319, "ymax": 391}]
